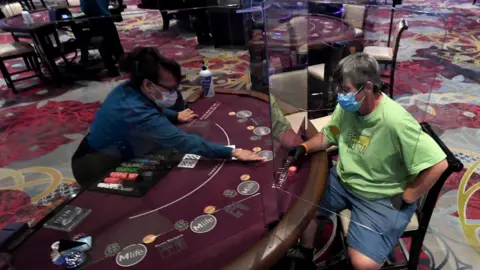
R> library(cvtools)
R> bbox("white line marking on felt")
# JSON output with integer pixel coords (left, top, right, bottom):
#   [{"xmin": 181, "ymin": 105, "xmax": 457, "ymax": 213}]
[
  {"xmin": 212, "ymin": 193, "xmax": 261, "ymax": 214},
  {"xmin": 129, "ymin": 122, "xmax": 231, "ymax": 220}
]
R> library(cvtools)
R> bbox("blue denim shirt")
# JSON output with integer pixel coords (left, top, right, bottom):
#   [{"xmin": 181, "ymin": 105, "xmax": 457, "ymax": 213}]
[
  {"xmin": 87, "ymin": 81, "xmax": 233, "ymax": 159},
  {"xmin": 80, "ymin": 0, "xmax": 111, "ymax": 17}
]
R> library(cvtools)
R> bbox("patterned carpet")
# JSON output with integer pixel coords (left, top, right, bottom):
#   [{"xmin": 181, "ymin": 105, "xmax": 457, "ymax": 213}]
[{"xmin": 0, "ymin": 0, "xmax": 479, "ymax": 269}]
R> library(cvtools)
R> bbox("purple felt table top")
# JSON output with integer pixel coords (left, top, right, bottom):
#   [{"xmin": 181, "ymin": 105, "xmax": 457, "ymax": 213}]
[
  {"xmin": 10, "ymin": 93, "xmax": 311, "ymax": 270},
  {"xmin": 252, "ymin": 14, "xmax": 356, "ymax": 48}
]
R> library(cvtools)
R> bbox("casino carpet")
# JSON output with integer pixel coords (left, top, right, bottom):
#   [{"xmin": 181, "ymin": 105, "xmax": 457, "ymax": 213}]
[{"xmin": 0, "ymin": 1, "xmax": 479, "ymax": 269}]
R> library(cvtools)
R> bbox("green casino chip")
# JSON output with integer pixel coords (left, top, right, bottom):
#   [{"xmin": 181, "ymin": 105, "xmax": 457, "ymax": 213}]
[
  {"xmin": 115, "ymin": 167, "xmax": 139, "ymax": 173},
  {"xmin": 104, "ymin": 243, "xmax": 120, "ymax": 257},
  {"xmin": 250, "ymin": 135, "xmax": 261, "ymax": 141},
  {"xmin": 174, "ymin": 220, "xmax": 189, "ymax": 232},
  {"xmin": 223, "ymin": 189, "xmax": 237, "ymax": 198}
]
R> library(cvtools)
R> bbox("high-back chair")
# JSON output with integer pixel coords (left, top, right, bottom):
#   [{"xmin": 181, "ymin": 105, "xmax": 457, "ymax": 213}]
[
  {"xmin": 363, "ymin": 19, "xmax": 408, "ymax": 98},
  {"xmin": 334, "ymin": 122, "xmax": 463, "ymax": 270},
  {"xmin": 0, "ymin": 2, "xmax": 23, "ymax": 18},
  {"xmin": 286, "ymin": 15, "xmax": 309, "ymax": 65},
  {"xmin": 0, "ymin": 41, "xmax": 43, "ymax": 94},
  {"xmin": 342, "ymin": 4, "xmax": 366, "ymax": 38}
]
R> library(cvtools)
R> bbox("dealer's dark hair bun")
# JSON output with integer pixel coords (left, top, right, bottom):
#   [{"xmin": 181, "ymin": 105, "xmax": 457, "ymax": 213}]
[{"xmin": 118, "ymin": 47, "xmax": 182, "ymax": 88}]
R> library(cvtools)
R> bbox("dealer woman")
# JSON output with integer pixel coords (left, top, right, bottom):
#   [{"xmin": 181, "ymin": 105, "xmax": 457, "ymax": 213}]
[{"xmin": 71, "ymin": 47, "xmax": 263, "ymax": 186}]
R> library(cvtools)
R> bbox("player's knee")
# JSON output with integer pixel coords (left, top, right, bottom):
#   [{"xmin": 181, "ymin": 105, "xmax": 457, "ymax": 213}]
[{"xmin": 348, "ymin": 247, "xmax": 382, "ymax": 270}]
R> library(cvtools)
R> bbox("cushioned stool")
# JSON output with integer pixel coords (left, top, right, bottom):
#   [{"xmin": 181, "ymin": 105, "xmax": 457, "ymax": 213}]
[{"xmin": 0, "ymin": 42, "xmax": 43, "ymax": 94}]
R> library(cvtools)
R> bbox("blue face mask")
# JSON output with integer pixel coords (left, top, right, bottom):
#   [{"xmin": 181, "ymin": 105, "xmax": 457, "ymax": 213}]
[
  {"xmin": 337, "ymin": 87, "xmax": 365, "ymax": 112},
  {"xmin": 151, "ymin": 82, "xmax": 178, "ymax": 108}
]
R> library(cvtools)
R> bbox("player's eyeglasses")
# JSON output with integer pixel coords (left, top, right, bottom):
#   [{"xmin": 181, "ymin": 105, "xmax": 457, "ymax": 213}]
[
  {"xmin": 335, "ymin": 85, "xmax": 364, "ymax": 94},
  {"xmin": 151, "ymin": 81, "xmax": 178, "ymax": 94}
]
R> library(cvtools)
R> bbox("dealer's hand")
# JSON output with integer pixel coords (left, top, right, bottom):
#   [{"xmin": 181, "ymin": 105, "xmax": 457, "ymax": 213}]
[
  {"xmin": 287, "ymin": 145, "xmax": 307, "ymax": 164},
  {"xmin": 232, "ymin": 149, "xmax": 264, "ymax": 162},
  {"xmin": 177, "ymin": 109, "xmax": 198, "ymax": 123}
]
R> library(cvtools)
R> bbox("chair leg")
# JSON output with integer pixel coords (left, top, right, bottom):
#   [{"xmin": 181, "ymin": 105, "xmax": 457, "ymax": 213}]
[
  {"xmin": 0, "ymin": 59, "xmax": 17, "ymax": 94},
  {"xmin": 161, "ymin": 12, "xmax": 170, "ymax": 31},
  {"xmin": 407, "ymin": 235, "xmax": 424, "ymax": 270},
  {"xmin": 23, "ymin": 56, "xmax": 32, "ymax": 70},
  {"xmin": 389, "ymin": 65, "xmax": 395, "ymax": 98},
  {"xmin": 30, "ymin": 54, "xmax": 44, "ymax": 80}
]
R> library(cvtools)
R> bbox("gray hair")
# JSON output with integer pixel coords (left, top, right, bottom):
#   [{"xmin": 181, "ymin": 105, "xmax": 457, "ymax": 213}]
[{"xmin": 333, "ymin": 53, "xmax": 382, "ymax": 92}]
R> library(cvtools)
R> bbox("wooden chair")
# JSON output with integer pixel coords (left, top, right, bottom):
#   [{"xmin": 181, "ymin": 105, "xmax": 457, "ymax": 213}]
[
  {"xmin": 363, "ymin": 19, "xmax": 408, "ymax": 98},
  {"xmin": 333, "ymin": 122, "xmax": 463, "ymax": 270},
  {"xmin": 0, "ymin": 41, "xmax": 43, "ymax": 94},
  {"xmin": 342, "ymin": 4, "xmax": 366, "ymax": 38}
]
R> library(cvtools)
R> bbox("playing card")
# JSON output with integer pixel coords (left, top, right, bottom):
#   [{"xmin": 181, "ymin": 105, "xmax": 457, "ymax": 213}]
[{"xmin": 177, "ymin": 154, "xmax": 201, "ymax": 168}]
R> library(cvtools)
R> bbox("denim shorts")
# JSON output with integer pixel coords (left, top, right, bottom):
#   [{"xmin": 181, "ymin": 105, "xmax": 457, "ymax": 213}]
[{"xmin": 318, "ymin": 167, "xmax": 417, "ymax": 264}]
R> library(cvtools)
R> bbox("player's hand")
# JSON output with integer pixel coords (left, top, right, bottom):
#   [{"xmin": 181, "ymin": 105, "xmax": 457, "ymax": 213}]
[
  {"xmin": 287, "ymin": 145, "xmax": 307, "ymax": 164},
  {"xmin": 177, "ymin": 109, "xmax": 198, "ymax": 123},
  {"xmin": 232, "ymin": 149, "xmax": 264, "ymax": 162}
]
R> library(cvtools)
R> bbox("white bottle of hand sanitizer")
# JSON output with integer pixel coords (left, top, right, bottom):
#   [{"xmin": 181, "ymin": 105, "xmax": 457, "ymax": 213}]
[{"xmin": 199, "ymin": 61, "xmax": 214, "ymax": 97}]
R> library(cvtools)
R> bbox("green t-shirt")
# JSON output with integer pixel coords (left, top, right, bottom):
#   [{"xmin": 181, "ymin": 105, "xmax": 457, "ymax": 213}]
[
  {"xmin": 322, "ymin": 94, "xmax": 446, "ymax": 200},
  {"xmin": 269, "ymin": 94, "xmax": 292, "ymax": 140}
]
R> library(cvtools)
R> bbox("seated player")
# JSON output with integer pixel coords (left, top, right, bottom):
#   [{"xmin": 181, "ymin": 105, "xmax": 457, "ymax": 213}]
[
  {"xmin": 72, "ymin": 47, "xmax": 263, "ymax": 186},
  {"xmin": 79, "ymin": 0, "xmax": 124, "ymax": 73},
  {"xmin": 287, "ymin": 53, "xmax": 448, "ymax": 269}
]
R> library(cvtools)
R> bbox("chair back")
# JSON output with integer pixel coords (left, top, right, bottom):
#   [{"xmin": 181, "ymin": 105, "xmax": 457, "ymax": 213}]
[
  {"xmin": 342, "ymin": 4, "xmax": 366, "ymax": 30},
  {"xmin": 0, "ymin": 2, "xmax": 23, "ymax": 18},
  {"xmin": 286, "ymin": 16, "xmax": 308, "ymax": 47},
  {"xmin": 269, "ymin": 67, "xmax": 308, "ymax": 111},
  {"xmin": 390, "ymin": 19, "xmax": 408, "ymax": 62},
  {"xmin": 415, "ymin": 122, "xmax": 463, "ymax": 229},
  {"xmin": 66, "ymin": 0, "xmax": 80, "ymax": 6}
]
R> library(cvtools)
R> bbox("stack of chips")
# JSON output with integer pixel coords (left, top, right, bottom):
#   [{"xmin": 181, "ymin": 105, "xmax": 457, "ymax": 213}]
[{"xmin": 99, "ymin": 154, "xmax": 171, "ymax": 191}]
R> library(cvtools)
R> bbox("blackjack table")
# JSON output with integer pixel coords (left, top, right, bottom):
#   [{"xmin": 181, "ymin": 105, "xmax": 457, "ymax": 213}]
[
  {"xmin": 266, "ymin": 14, "xmax": 356, "ymax": 49},
  {"xmin": 7, "ymin": 90, "xmax": 328, "ymax": 270}
]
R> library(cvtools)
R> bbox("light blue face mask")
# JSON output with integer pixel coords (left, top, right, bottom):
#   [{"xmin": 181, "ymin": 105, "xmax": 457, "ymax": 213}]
[
  {"xmin": 151, "ymin": 83, "xmax": 178, "ymax": 108},
  {"xmin": 337, "ymin": 86, "xmax": 365, "ymax": 112}
]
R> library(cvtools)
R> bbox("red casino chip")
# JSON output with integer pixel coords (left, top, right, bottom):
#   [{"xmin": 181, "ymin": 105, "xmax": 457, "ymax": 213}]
[
  {"xmin": 127, "ymin": 173, "xmax": 138, "ymax": 181},
  {"xmin": 109, "ymin": 172, "xmax": 128, "ymax": 179},
  {"xmin": 287, "ymin": 166, "xmax": 297, "ymax": 177},
  {"xmin": 104, "ymin": 177, "xmax": 122, "ymax": 184}
]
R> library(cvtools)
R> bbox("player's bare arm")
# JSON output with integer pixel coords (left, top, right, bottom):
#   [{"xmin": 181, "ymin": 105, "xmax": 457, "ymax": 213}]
[
  {"xmin": 302, "ymin": 132, "xmax": 332, "ymax": 153},
  {"xmin": 402, "ymin": 159, "xmax": 448, "ymax": 203}
]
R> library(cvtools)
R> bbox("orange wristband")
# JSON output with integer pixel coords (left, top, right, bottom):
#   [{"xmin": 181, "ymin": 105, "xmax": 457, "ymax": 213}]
[{"xmin": 300, "ymin": 143, "xmax": 309, "ymax": 154}]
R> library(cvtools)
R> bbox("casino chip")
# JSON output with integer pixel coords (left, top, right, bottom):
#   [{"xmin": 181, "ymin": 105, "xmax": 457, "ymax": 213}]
[
  {"xmin": 253, "ymin": 126, "xmax": 271, "ymax": 136},
  {"xmin": 174, "ymin": 220, "xmax": 189, "ymax": 232},
  {"xmin": 204, "ymin": 205, "xmax": 216, "ymax": 214},
  {"xmin": 236, "ymin": 110, "xmax": 252, "ymax": 118},
  {"xmin": 104, "ymin": 243, "xmax": 121, "ymax": 257},
  {"xmin": 247, "ymin": 126, "xmax": 255, "ymax": 130},
  {"xmin": 250, "ymin": 135, "xmax": 261, "ymax": 141},
  {"xmin": 228, "ymin": 112, "xmax": 236, "ymax": 116},
  {"xmin": 240, "ymin": 174, "xmax": 250, "ymax": 181},
  {"xmin": 143, "ymin": 234, "xmax": 157, "ymax": 244},
  {"xmin": 288, "ymin": 166, "xmax": 297, "ymax": 177},
  {"xmin": 253, "ymin": 147, "xmax": 261, "ymax": 152},
  {"xmin": 223, "ymin": 189, "xmax": 237, "ymax": 198},
  {"xmin": 257, "ymin": 150, "xmax": 274, "ymax": 162}
]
